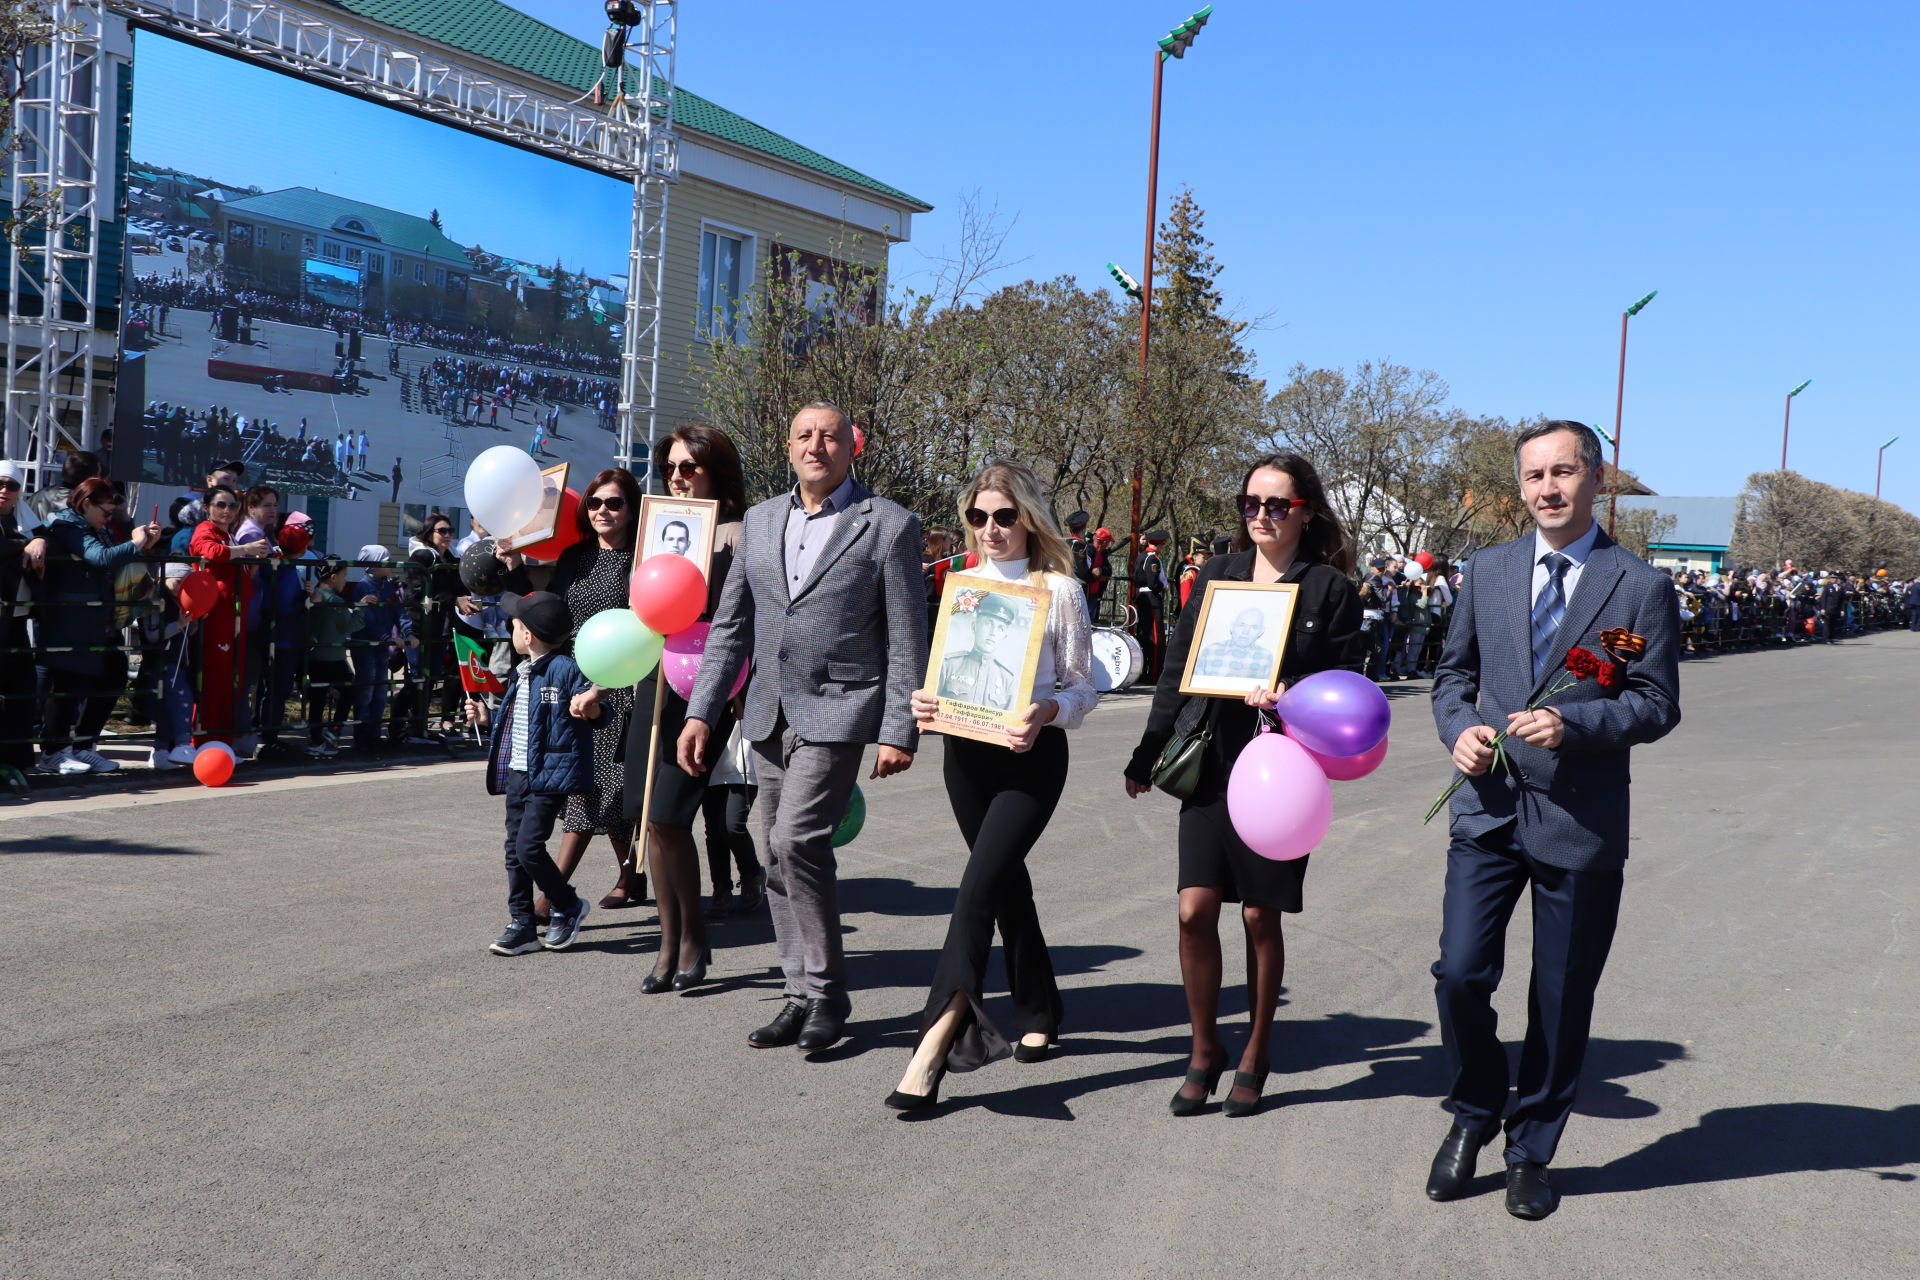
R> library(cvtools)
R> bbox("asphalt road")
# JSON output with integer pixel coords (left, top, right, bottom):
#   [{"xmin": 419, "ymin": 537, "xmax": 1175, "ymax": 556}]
[{"xmin": 4, "ymin": 635, "xmax": 1916, "ymax": 1278}]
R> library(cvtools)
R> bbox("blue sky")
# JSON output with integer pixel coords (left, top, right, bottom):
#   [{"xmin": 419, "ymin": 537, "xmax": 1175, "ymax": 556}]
[
  {"xmin": 152, "ymin": 3, "xmax": 1917, "ymax": 513},
  {"xmin": 130, "ymin": 32, "xmax": 630, "ymax": 279}
]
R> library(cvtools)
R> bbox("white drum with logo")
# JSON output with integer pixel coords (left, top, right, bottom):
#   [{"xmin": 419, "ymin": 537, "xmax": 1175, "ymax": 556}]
[{"xmin": 1091, "ymin": 626, "xmax": 1144, "ymax": 692}]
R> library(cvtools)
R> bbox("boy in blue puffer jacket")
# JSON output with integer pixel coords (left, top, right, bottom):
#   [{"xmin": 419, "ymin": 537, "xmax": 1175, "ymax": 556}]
[{"xmin": 465, "ymin": 591, "xmax": 600, "ymax": 955}]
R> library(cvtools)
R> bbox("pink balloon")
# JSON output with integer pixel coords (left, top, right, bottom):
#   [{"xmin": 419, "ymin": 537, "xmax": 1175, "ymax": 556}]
[
  {"xmin": 660, "ymin": 621, "xmax": 748, "ymax": 702},
  {"xmin": 1286, "ymin": 722, "xmax": 1388, "ymax": 781},
  {"xmin": 1227, "ymin": 727, "xmax": 1333, "ymax": 861}
]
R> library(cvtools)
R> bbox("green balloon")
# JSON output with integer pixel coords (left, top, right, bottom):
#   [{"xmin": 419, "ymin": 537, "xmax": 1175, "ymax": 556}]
[
  {"xmin": 574, "ymin": 609, "xmax": 663, "ymax": 688},
  {"xmin": 831, "ymin": 784, "xmax": 866, "ymax": 848}
]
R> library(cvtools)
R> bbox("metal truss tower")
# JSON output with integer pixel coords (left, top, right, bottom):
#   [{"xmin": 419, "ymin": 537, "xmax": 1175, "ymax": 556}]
[
  {"xmin": 4, "ymin": 0, "xmax": 115, "ymax": 483},
  {"xmin": 5, "ymin": 0, "xmax": 676, "ymax": 487},
  {"xmin": 608, "ymin": 2, "xmax": 678, "ymax": 483}
]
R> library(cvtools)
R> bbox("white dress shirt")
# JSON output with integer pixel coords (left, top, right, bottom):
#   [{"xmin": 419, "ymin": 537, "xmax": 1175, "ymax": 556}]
[
  {"xmin": 1531, "ymin": 520, "xmax": 1602, "ymax": 609},
  {"xmin": 970, "ymin": 555, "xmax": 1100, "ymax": 728}
]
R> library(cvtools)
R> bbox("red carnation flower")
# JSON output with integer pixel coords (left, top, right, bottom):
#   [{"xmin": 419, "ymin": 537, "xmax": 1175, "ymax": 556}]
[
  {"xmin": 1595, "ymin": 661, "xmax": 1622, "ymax": 690},
  {"xmin": 1564, "ymin": 647, "xmax": 1604, "ymax": 679}
]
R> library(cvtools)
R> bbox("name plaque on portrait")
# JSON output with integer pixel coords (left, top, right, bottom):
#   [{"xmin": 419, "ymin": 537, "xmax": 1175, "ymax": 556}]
[
  {"xmin": 1178, "ymin": 580, "xmax": 1301, "ymax": 698},
  {"xmin": 924, "ymin": 571, "xmax": 1051, "ymax": 747}
]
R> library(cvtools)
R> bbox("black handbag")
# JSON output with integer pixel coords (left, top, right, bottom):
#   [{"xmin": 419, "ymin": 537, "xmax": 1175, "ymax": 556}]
[{"xmin": 1149, "ymin": 699, "xmax": 1216, "ymax": 801}]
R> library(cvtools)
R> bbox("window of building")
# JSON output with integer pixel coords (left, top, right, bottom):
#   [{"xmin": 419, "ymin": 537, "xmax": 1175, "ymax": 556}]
[
  {"xmin": 434, "ymin": 268, "xmax": 445, "ymax": 287},
  {"xmin": 321, "ymin": 240, "xmax": 341, "ymax": 262},
  {"xmin": 414, "ymin": 262, "xmax": 426, "ymax": 283},
  {"xmin": 345, "ymin": 246, "xmax": 364, "ymax": 266},
  {"xmin": 367, "ymin": 252, "xmax": 384, "ymax": 275},
  {"xmin": 302, "ymin": 235, "xmax": 316, "ymax": 256},
  {"xmin": 697, "ymin": 225, "xmax": 753, "ymax": 342},
  {"xmin": 280, "ymin": 231, "xmax": 293, "ymax": 252}
]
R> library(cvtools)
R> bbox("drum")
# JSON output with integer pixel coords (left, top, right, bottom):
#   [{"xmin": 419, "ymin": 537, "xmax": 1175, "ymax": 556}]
[{"xmin": 1091, "ymin": 626, "xmax": 1144, "ymax": 692}]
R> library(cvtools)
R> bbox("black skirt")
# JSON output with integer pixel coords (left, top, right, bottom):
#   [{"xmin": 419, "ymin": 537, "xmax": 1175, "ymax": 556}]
[
  {"xmin": 1174, "ymin": 699, "xmax": 1308, "ymax": 912},
  {"xmin": 621, "ymin": 674, "xmax": 734, "ymax": 829}
]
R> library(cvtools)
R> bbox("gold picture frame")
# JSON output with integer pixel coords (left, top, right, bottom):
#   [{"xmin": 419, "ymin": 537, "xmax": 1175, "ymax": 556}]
[
  {"xmin": 1177, "ymin": 580, "xmax": 1301, "ymax": 698},
  {"xmin": 637, "ymin": 494, "xmax": 719, "ymax": 581},
  {"xmin": 924, "ymin": 571, "xmax": 1052, "ymax": 747},
  {"xmin": 496, "ymin": 462, "xmax": 569, "ymax": 555}
]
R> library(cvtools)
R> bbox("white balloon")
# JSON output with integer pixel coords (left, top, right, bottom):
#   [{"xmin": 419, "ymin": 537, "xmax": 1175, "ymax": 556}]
[{"xmin": 464, "ymin": 446, "xmax": 546, "ymax": 536}]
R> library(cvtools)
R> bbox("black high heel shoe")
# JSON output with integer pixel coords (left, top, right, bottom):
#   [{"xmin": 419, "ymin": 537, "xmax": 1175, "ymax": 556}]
[
  {"xmin": 640, "ymin": 968, "xmax": 675, "ymax": 995},
  {"xmin": 671, "ymin": 946, "xmax": 712, "ymax": 993},
  {"xmin": 1221, "ymin": 1069, "xmax": 1269, "ymax": 1118},
  {"xmin": 1012, "ymin": 1037, "xmax": 1055, "ymax": 1064},
  {"xmin": 885, "ymin": 1063, "xmax": 948, "ymax": 1112},
  {"xmin": 1168, "ymin": 1060, "xmax": 1226, "ymax": 1117}
]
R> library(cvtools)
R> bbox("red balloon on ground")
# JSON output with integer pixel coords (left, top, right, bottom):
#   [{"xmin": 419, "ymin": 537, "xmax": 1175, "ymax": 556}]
[
  {"xmin": 630, "ymin": 552, "xmax": 707, "ymax": 636},
  {"xmin": 193, "ymin": 745, "xmax": 235, "ymax": 786}
]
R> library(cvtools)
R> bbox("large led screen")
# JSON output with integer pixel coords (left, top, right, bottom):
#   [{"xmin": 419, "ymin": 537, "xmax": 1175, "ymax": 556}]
[{"xmin": 122, "ymin": 32, "xmax": 631, "ymax": 546}]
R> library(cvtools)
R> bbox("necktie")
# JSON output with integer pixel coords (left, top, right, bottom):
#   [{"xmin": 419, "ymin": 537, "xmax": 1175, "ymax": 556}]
[{"xmin": 1531, "ymin": 552, "xmax": 1571, "ymax": 678}]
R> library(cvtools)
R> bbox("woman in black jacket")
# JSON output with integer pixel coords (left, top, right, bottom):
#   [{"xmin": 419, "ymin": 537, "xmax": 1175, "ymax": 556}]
[{"xmin": 1124, "ymin": 452, "xmax": 1364, "ymax": 1118}]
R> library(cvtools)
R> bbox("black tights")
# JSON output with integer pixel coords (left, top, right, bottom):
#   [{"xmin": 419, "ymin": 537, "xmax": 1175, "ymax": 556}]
[
  {"xmin": 921, "ymin": 728, "xmax": 1068, "ymax": 1071},
  {"xmin": 1177, "ymin": 887, "xmax": 1287, "ymax": 1100}
]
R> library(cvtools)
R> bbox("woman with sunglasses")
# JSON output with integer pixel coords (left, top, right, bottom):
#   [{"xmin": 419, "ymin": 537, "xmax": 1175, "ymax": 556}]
[
  {"xmin": 886, "ymin": 461, "xmax": 1097, "ymax": 1111},
  {"xmin": 498, "ymin": 468, "xmax": 646, "ymax": 914},
  {"xmin": 36, "ymin": 478, "xmax": 164, "ymax": 773},
  {"xmin": 1124, "ymin": 453, "xmax": 1363, "ymax": 1118},
  {"xmin": 188, "ymin": 483, "xmax": 272, "ymax": 749},
  {"xmin": 604, "ymin": 427, "xmax": 751, "ymax": 990}
]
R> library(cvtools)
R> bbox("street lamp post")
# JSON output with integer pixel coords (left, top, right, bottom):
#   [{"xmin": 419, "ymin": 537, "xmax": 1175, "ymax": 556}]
[
  {"xmin": 1780, "ymin": 379, "xmax": 1812, "ymax": 472},
  {"xmin": 1607, "ymin": 290, "xmax": 1657, "ymax": 536},
  {"xmin": 1877, "ymin": 435, "xmax": 1899, "ymax": 500},
  {"xmin": 1129, "ymin": 5, "xmax": 1211, "ymax": 571}
]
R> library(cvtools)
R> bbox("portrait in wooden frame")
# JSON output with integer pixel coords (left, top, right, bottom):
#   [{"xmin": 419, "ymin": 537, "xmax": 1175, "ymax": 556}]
[
  {"xmin": 637, "ymin": 494, "xmax": 719, "ymax": 580},
  {"xmin": 496, "ymin": 461, "xmax": 569, "ymax": 553},
  {"xmin": 1177, "ymin": 580, "xmax": 1301, "ymax": 698},
  {"xmin": 923, "ymin": 571, "xmax": 1052, "ymax": 746}
]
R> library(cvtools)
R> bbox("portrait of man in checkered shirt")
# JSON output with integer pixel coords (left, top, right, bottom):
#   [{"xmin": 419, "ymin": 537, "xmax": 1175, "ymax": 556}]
[{"xmin": 1194, "ymin": 606, "xmax": 1276, "ymax": 681}]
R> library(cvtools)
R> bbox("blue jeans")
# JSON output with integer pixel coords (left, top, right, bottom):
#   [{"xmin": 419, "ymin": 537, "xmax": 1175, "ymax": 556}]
[
  {"xmin": 502, "ymin": 770, "xmax": 580, "ymax": 927},
  {"xmin": 349, "ymin": 644, "xmax": 388, "ymax": 746}
]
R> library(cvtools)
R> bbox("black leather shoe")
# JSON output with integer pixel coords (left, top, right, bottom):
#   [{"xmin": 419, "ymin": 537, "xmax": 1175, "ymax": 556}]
[
  {"xmin": 1505, "ymin": 1162, "xmax": 1557, "ymax": 1220},
  {"xmin": 747, "ymin": 999, "xmax": 808, "ymax": 1048},
  {"xmin": 1012, "ymin": 1039, "xmax": 1053, "ymax": 1064},
  {"xmin": 884, "ymin": 1063, "xmax": 947, "ymax": 1112},
  {"xmin": 1221, "ymin": 1069, "xmax": 1268, "ymax": 1119},
  {"xmin": 639, "ymin": 970, "xmax": 674, "ymax": 995},
  {"xmin": 796, "ymin": 999, "xmax": 848, "ymax": 1051},
  {"xmin": 1426, "ymin": 1121, "xmax": 1500, "ymax": 1201}
]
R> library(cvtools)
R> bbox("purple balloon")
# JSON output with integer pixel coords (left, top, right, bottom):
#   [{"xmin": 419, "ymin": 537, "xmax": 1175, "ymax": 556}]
[
  {"xmin": 1227, "ymin": 727, "xmax": 1332, "ymax": 861},
  {"xmin": 661, "ymin": 621, "xmax": 747, "ymax": 702},
  {"xmin": 1277, "ymin": 669, "xmax": 1391, "ymax": 758}
]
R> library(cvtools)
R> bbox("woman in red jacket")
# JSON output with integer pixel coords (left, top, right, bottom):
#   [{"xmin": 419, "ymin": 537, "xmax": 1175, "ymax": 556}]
[{"xmin": 188, "ymin": 485, "xmax": 270, "ymax": 746}]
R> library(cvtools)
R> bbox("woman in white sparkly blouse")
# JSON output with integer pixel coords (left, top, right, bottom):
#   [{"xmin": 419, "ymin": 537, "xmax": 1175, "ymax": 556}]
[{"xmin": 886, "ymin": 461, "xmax": 1097, "ymax": 1112}]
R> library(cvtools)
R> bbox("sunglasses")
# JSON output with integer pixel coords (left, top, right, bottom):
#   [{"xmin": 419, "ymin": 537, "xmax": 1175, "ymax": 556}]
[
  {"xmin": 964, "ymin": 506, "xmax": 1019, "ymax": 530},
  {"xmin": 430, "ymin": 526, "xmax": 452, "ymax": 535},
  {"xmin": 585, "ymin": 495, "xmax": 627, "ymax": 512},
  {"xmin": 664, "ymin": 461, "xmax": 704, "ymax": 479},
  {"xmin": 209, "ymin": 499, "xmax": 238, "ymax": 510},
  {"xmin": 1239, "ymin": 495, "xmax": 1308, "ymax": 522}
]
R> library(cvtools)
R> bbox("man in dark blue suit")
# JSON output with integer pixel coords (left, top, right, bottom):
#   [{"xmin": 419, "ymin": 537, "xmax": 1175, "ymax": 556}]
[{"xmin": 1426, "ymin": 421, "xmax": 1682, "ymax": 1219}]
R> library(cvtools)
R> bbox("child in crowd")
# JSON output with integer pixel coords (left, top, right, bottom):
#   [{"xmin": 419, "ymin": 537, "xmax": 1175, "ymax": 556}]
[
  {"xmin": 304, "ymin": 555, "xmax": 360, "ymax": 758},
  {"xmin": 702, "ymin": 720, "xmax": 764, "ymax": 917},
  {"xmin": 465, "ymin": 591, "xmax": 598, "ymax": 955}
]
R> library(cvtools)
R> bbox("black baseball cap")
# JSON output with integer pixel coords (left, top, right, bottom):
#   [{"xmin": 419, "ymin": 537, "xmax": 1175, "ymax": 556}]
[
  {"xmin": 1065, "ymin": 510, "xmax": 1090, "ymax": 529},
  {"xmin": 500, "ymin": 591, "xmax": 569, "ymax": 645}
]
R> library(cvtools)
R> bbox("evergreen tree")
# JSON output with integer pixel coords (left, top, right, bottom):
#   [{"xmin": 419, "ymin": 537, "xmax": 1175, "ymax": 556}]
[
  {"xmin": 428, "ymin": 208, "xmax": 444, "ymax": 232},
  {"xmin": 1152, "ymin": 186, "xmax": 1243, "ymax": 340}
]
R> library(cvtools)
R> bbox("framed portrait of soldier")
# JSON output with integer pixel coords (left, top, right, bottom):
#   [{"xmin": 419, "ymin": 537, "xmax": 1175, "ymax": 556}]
[
  {"xmin": 924, "ymin": 572, "xmax": 1052, "ymax": 746},
  {"xmin": 637, "ymin": 495, "xmax": 718, "ymax": 578},
  {"xmin": 1178, "ymin": 580, "xmax": 1300, "ymax": 698}
]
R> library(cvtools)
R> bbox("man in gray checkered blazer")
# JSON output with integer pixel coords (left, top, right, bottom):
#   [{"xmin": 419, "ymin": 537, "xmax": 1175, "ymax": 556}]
[
  {"xmin": 1425, "ymin": 420, "xmax": 1681, "ymax": 1220},
  {"xmin": 679, "ymin": 402, "xmax": 926, "ymax": 1054}
]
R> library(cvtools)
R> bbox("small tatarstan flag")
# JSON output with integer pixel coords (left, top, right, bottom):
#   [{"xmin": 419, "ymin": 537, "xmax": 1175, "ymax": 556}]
[{"xmin": 453, "ymin": 632, "xmax": 505, "ymax": 696}]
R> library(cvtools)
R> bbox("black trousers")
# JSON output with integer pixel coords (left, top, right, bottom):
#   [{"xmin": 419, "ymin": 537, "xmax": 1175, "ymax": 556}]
[
  {"xmin": 1432, "ymin": 821, "xmax": 1623, "ymax": 1166},
  {"xmin": 922, "ymin": 727, "xmax": 1069, "ymax": 1071},
  {"xmin": 41, "ymin": 651, "xmax": 129, "ymax": 755},
  {"xmin": 305, "ymin": 658, "xmax": 353, "ymax": 741},
  {"xmin": 701, "ymin": 783, "xmax": 760, "ymax": 894},
  {"xmin": 502, "ymin": 770, "xmax": 580, "ymax": 928}
]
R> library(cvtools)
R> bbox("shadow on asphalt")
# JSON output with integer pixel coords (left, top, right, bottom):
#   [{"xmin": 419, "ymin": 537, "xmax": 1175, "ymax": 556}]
[
  {"xmin": 1559, "ymin": 1103, "xmax": 1920, "ymax": 1194},
  {"xmin": 0, "ymin": 833, "xmax": 211, "ymax": 856}
]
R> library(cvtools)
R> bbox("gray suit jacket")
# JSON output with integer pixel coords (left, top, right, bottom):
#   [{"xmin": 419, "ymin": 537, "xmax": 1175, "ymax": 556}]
[
  {"xmin": 688, "ymin": 479, "xmax": 926, "ymax": 751},
  {"xmin": 1430, "ymin": 529, "xmax": 1681, "ymax": 871}
]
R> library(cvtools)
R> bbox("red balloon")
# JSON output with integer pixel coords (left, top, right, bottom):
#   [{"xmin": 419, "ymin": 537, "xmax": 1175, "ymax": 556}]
[
  {"xmin": 193, "ymin": 745, "xmax": 235, "ymax": 786},
  {"xmin": 521, "ymin": 488, "xmax": 583, "ymax": 561},
  {"xmin": 178, "ymin": 569, "xmax": 220, "ymax": 621},
  {"xmin": 630, "ymin": 552, "xmax": 707, "ymax": 635},
  {"xmin": 852, "ymin": 424, "xmax": 866, "ymax": 457},
  {"xmin": 1414, "ymin": 551, "xmax": 1434, "ymax": 571}
]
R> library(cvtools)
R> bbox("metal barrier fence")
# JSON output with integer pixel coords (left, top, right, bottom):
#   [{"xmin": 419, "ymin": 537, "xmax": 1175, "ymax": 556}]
[{"xmin": 2, "ymin": 549, "xmax": 491, "ymax": 758}]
